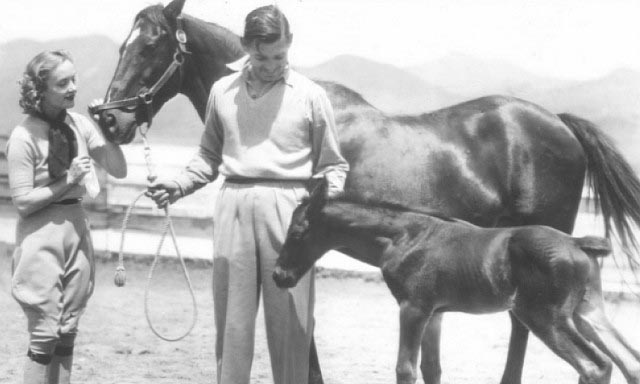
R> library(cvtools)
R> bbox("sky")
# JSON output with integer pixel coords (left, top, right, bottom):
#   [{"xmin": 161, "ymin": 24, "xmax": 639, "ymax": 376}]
[{"xmin": 2, "ymin": 0, "xmax": 640, "ymax": 80}]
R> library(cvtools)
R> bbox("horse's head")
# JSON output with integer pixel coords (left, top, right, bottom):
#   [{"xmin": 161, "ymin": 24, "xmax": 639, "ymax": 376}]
[
  {"xmin": 95, "ymin": 0, "xmax": 187, "ymax": 144},
  {"xmin": 273, "ymin": 179, "xmax": 331, "ymax": 288}
]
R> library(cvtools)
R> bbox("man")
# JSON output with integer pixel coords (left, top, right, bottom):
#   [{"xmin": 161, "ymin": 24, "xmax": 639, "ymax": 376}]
[{"xmin": 147, "ymin": 5, "xmax": 348, "ymax": 384}]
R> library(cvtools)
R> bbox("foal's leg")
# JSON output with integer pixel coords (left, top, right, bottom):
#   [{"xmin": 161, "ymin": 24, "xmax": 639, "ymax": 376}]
[
  {"xmin": 515, "ymin": 306, "xmax": 613, "ymax": 384},
  {"xmin": 420, "ymin": 313, "xmax": 442, "ymax": 384},
  {"xmin": 397, "ymin": 301, "xmax": 429, "ymax": 384},
  {"xmin": 499, "ymin": 312, "xmax": 530, "ymax": 384},
  {"xmin": 573, "ymin": 268, "xmax": 640, "ymax": 384}
]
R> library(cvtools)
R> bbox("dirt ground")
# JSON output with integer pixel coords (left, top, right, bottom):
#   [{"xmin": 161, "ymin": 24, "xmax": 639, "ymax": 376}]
[{"xmin": 2, "ymin": 251, "xmax": 640, "ymax": 384}]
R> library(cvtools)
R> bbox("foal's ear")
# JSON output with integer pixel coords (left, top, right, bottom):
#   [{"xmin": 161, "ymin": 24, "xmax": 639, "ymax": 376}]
[
  {"xmin": 163, "ymin": 0, "xmax": 186, "ymax": 22},
  {"xmin": 308, "ymin": 177, "xmax": 329, "ymax": 212}
]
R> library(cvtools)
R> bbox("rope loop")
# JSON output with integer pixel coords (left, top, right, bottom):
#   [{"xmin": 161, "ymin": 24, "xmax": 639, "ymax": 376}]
[{"xmin": 115, "ymin": 131, "xmax": 198, "ymax": 341}]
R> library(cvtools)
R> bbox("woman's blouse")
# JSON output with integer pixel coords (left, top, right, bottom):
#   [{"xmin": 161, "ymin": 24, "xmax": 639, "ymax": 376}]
[{"xmin": 7, "ymin": 111, "xmax": 104, "ymax": 201}]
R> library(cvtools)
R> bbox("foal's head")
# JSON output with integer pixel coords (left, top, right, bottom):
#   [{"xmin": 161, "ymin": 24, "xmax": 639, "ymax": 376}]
[{"xmin": 273, "ymin": 180, "xmax": 332, "ymax": 288}]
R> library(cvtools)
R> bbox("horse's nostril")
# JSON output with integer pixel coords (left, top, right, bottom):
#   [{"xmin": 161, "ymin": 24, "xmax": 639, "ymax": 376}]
[
  {"xmin": 103, "ymin": 113, "xmax": 117, "ymax": 134},
  {"xmin": 105, "ymin": 113, "xmax": 115, "ymax": 127}
]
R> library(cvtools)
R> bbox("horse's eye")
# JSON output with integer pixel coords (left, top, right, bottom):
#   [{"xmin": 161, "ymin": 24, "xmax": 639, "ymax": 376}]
[{"xmin": 139, "ymin": 43, "xmax": 156, "ymax": 58}]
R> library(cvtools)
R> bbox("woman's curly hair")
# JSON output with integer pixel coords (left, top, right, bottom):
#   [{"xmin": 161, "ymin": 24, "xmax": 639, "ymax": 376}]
[{"xmin": 18, "ymin": 50, "xmax": 74, "ymax": 115}]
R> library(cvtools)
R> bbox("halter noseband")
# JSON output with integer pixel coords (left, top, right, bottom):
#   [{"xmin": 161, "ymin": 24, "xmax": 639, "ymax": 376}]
[{"xmin": 89, "ymin": 16, "xmax": 190, "ymax": 127}]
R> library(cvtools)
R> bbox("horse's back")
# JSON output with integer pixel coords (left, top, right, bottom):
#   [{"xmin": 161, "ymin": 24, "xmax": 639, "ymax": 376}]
[{"xmin": 336, "ymin": 94, "xmax": 586, "ymax": 227}]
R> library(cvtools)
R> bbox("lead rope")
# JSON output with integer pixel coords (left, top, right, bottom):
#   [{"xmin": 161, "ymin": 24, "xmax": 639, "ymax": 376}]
[{"xmin": 114, "ymin": 125, "xmax": 198, "ymax": 341}]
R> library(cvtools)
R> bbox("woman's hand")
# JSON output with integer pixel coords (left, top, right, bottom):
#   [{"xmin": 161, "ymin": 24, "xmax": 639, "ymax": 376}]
[
  {"xmin": 88, "ymin": 98, "xmax": 104, "ymax": 122},
  {"xmin": 146, "ymin": 179, "xmax": 183, "ymax": 208},
  {"xmin": 66, "ymin": 156, "xmax": 92, "ymax": 184}
]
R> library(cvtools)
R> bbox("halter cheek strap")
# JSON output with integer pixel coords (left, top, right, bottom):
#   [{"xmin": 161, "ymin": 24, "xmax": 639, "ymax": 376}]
[{"xmin": 88, "ymin": 15, "xmax": 190, "ymax": 128}]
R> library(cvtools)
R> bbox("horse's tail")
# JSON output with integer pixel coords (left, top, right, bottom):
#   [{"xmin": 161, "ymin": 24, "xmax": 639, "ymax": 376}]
[{"xmin": 558, "ymin": 113, "xmax": 640, "ymax": 271}]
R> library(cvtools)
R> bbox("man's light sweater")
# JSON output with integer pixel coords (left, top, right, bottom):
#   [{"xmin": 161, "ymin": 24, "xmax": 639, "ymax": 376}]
[{"xmin": 174, "ymin": 67, "xmax": 349, "ymax": 196}]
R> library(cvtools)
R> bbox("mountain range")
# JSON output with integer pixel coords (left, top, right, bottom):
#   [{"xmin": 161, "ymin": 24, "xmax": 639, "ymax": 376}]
[{"xmin": 1, "ymin": 35, "xmax": 638, "ymax": 170}]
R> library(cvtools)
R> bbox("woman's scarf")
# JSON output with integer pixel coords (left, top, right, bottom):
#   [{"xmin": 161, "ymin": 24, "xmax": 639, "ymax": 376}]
[{"xmin": 37, "ymin": 111, "xmax": 78, "ymax": 179}]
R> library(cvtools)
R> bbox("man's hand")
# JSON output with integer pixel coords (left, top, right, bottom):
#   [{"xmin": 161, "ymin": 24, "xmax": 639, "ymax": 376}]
[{"xmin": 146, "ymin": 179, "xmax": 183, "ymax": 208}]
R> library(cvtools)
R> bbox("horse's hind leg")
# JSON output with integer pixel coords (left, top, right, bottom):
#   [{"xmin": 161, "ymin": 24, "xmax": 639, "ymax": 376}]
[
  {"xmin": 420, "ymin": 312, "xmax": 442, "ymax": 384},
  {"xmin": 397, "ymin": 301, "xmax": 429, "ymax": 384},
  {"xmin": 574, "ymin": 267, "xmax": 640, "ymax": 384},
  {"xmin": 515, "ymin": 306, "xmax": 613, "ymax": 384}
]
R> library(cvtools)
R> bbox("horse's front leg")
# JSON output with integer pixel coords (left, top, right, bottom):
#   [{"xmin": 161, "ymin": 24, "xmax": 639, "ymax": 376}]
[
  {"xmin": 499, "ymin": 311, "xmax": 530, "ymax": 384},
  {"xmin": 420, "ymin": 312, "xmax": 442, "ymax": 384},
  {"xmin": 397, "ymin": 301, "xmax": 430, "ymax": 384},
  {"xmin": 308, "ymin": 334, "xmax": 324, "ymax": 384}
]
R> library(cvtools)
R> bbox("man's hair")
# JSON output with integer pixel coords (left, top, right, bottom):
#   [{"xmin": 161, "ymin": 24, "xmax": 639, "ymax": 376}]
[{"xmin": 242, "ymin": 5, "xmax": 291, "ymax": 47}]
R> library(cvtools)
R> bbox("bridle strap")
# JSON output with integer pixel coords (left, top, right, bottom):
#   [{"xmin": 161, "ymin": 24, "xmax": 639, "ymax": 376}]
[{"xmin": 89, "ymin": 15, "xmax": 190, "ymax": 124}]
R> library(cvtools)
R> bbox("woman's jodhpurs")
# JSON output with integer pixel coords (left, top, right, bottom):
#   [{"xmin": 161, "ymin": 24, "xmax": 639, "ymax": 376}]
[{"xmin": 11, "ymin": 201, "xmax": 95, "ymax": 356}]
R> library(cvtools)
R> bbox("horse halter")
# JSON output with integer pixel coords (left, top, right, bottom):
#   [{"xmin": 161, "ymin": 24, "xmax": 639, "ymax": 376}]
[{"xmin": 89, "ymin": 16, "xmax": 190, "ymax": 128}]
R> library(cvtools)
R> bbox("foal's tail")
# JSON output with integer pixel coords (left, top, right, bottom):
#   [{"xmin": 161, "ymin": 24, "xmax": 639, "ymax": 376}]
[
  {"xmin": 575, "ymin": 236, "xmax": 612, "ymax": 258},
  {"xmin": 559, "ymin": 113, "xmax": 640, "ymax": 271}
]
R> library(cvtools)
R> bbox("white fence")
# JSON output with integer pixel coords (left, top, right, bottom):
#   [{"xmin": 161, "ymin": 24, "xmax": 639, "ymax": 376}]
[{"xmin": 0, "ymin": 140, "xmax": 638, "ymax": 294}]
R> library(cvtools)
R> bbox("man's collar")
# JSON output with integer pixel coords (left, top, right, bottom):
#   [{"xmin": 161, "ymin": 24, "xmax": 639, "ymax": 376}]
[{"xmin": 226, "ymin": 55, "xmax": 294, "ymax": 87}]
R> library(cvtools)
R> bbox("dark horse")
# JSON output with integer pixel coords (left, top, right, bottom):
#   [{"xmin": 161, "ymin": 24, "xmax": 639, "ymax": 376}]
[
  {"xmin": 273, "ymin": 178, "xmax": 640, "ymax": 384},
  {"xmin": 92, "ymin": 0, "xmax": 640, "ymax": 383}
]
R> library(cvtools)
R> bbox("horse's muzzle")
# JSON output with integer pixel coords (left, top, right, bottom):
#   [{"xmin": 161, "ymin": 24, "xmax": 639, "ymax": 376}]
[
  {"xmin": 272, "ymin": 267, "xmax": 298, "ymax": 288},
  {"xmin": 93, "ymin": 106, "xmax": 139, "ymax": 144}
]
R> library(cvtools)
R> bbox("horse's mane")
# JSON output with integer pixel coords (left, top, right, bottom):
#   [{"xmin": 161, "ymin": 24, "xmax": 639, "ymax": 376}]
[
  {"xmin": 199, "ymin": 20, "xmax": 245, "ymax": 57},
  {"xmin": 136, "ymin": 4, "xmax": 168, "ymax": 29},
  {"xmin": 135, "ymin": 4, "xmax": 381, "ymax": 117},
  {"xmin": 313, "ymin": 80, "xmax": 374, "ymax": 109},
  {"xmin": 135, "ymin": 5, "xmax": 245, "ymax": 59},
  {"xmin": 115, "ymin": 5, "xmax": 168, "ymax": 52}
]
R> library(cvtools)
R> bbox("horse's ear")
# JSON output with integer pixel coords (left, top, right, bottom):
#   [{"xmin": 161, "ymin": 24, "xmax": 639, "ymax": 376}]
[
  {"xmin": 163, "ymin": 0, "xmax": 186, "ymax": 22},
  {"xmin": 308, "ymin": 178, "xmax": 329, "ymax": 213}
]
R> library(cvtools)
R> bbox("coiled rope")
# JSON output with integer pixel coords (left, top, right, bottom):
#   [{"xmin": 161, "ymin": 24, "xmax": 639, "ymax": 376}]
[{"xmin": 114, "ymin": 125, "xmax": 198, "ymax": 341}]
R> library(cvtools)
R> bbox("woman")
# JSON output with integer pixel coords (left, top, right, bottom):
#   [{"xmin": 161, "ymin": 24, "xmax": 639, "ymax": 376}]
[
  {"xmin": 6, "ymin": 50, "xmax": 127, "ymax": 384},
  {"xmin": 147, "ymin": 5, "xmax": 348, "ymax": 384}
]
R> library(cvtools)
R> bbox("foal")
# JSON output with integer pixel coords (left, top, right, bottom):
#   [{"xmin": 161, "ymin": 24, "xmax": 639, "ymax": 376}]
[{"xmin": 273, "ymin": 180, "xmax": 640, "ymax": 384}]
